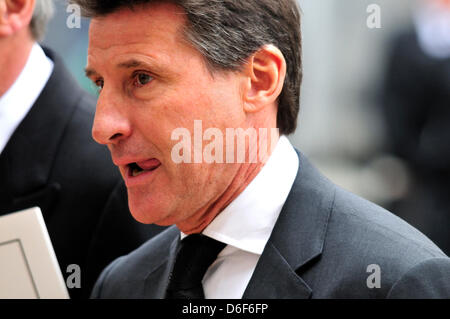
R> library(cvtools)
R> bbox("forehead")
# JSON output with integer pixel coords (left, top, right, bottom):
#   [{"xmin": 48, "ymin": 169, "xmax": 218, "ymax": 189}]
[{"xmin": 88, "ymin": 3, "xmax": 188, "ymax": 58}]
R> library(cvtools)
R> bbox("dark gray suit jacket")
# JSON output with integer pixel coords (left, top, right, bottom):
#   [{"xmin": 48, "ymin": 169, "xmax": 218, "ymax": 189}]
[{"xmin": 91, "ymin": 152, "xmax": 450, "ymax": 298}]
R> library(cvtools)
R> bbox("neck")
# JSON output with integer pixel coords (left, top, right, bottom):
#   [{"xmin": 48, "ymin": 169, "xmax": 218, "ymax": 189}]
[
  {"xmin": 0, "ymin": 31, "xmax": 34, "ymax": 97},
  {"xmin": 178, "ymin": 122, "xmax": 280, "ymax": 235}
]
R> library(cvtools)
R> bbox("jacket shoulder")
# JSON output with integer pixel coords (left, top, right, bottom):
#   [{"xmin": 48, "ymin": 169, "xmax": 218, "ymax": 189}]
[
  {"xmin": 309, "ymin": 185, "xmax": 447, "ymax": 298},
  {"xmin": 91, "ymin": 226, "xmax": 180, "ymax": 298},
  {"xmin": 333, "ymin": 185, "xmax": 443, "ymax": 257},
  {"xmin": 387, "ymin": 257, "xmax": 450, "ymax": 298}
]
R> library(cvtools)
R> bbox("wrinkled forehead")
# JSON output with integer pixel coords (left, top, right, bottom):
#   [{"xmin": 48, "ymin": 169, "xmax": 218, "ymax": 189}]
[{"xmin": 88, "ymin": 2, "xmax": 187, "ymax": 51}]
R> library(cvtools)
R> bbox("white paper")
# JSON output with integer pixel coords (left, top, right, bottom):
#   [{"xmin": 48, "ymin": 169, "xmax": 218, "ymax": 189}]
[{"xmin": 0, "ymin": 207, "xmax": 69, "ymax": 299}]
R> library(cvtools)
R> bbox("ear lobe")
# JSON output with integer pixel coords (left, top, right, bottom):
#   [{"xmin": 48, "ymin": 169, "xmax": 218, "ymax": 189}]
[
  {"xmin": 0, "ymin": 24, "xmax": 14, "ymax": 36},
  {"xmin": 0, "ymin": 0, "xmax": 35, "ymax": 36},
  {"xmin": 243, "ymin": 45, "xmax": 287, "ymax": 113},
  {"xmin": 0, "ymin": 15, "xmax": 23, "ymax": 36}
]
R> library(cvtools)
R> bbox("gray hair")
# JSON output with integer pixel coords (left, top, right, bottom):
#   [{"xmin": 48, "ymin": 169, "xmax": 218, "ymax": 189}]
[{"xmin": 30, "ymin": 0, "xmax": 54, "ymax": 41}]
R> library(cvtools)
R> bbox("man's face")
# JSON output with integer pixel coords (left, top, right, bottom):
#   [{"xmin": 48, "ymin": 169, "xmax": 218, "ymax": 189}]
[{"xmin": 87, "ymin": 3, "xmax": 248, "ymax": 232}]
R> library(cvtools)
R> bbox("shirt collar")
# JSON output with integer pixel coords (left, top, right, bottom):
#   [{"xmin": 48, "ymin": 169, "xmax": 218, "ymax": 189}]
[
  {"xmin": 0, "ymin": 43, "xmax": 54, "ymax": 154},
  {"xmin": 184, "ymin": 135, "xmax": 299, "ymax": 255}
]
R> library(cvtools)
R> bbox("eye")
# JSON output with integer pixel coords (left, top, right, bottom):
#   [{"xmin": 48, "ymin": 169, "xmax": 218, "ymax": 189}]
[
  {"xmin": 94, "ymin": 78, "xmax": 104, "ymax": 91},
  {"xmin": 134, "ymin": 72, "xmax": 153, "ymax": 87}
]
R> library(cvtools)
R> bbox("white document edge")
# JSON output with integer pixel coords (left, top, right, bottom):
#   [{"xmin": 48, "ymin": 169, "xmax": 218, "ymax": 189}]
[{"xmin": 0, "ymin": 207, "xmax": 69, "ymax": 299}]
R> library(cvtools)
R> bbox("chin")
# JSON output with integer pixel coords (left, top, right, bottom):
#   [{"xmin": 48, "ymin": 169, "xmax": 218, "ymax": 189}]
[
  {"xmin": 127, "ymin": 199, "xmax": 154, "ymax": 224},
  {"xmin": 127, "ymin": 197, "xmax": 174, "ymax": 226}
]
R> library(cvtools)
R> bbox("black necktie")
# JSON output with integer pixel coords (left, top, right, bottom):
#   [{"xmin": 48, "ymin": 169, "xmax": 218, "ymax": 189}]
[{"xmin": 165, "ymin": 234, "xmax": 226, "ymax": 299}]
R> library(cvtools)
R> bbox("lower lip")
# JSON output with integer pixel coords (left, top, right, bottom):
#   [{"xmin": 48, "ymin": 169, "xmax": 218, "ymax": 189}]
[{"xmin": 124, "ymin": 164, "xmax": 161, "ymax": 187}]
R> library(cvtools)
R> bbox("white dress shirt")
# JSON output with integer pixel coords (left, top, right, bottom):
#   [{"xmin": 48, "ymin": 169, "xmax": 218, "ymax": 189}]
[
  {"xmin": 0, "ymin": 43, "xmax": 54, "ymax": 155},
  {"xmin": 182, "ymin": 135, "xmax": 299, "ymax": 299}
]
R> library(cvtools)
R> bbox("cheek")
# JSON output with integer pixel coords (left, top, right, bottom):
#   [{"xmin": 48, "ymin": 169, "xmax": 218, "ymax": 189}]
[
  {"xmin": 163, "ymin": 163, "xmax": 215, "ymax": 206},
  {"xmin": 173, "ymin": 79, "xmax": 237, "ymax": 123},
  {"xmin": 175, "ymin": 162, "xmax": 238, "ymax": 201},
  {"xmin": 136, "ymin": 76, "xmax": 243, "ymax": 138}
]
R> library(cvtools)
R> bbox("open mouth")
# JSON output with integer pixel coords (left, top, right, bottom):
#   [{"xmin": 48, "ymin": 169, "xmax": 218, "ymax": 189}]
[{"xmin": 128, "ymin": 159, "xmax": 161, "ymax": 177}]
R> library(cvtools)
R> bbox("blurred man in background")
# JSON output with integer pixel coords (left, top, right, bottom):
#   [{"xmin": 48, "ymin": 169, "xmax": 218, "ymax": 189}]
[
  {"xmin": 380, "ymin": 0, "xmax": 450, "ymax": 255},
  {"xmin": 0, "ymin": 0, "xmax": 163, "ymax": 298}
]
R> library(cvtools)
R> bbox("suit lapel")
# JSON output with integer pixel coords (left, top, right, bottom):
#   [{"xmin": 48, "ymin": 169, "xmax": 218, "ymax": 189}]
[
  {"xmin": 243, "ymin": 151, "xmax": 336, "ymax": 299},
  {"xmin": 0, "ymin": 48, "xmax": 82, "ymax": 220},
  {"xmin": 143, "ymin": 229, "xmax": 181, "ymax": 298},
  {"xmin": 243, "ymin": 242, "xmax": 312, "ymax": 298}
]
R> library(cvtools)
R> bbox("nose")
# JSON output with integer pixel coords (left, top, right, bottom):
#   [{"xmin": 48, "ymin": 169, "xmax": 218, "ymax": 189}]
[{"xmin": 92, "ymin": 88, "xmax": 132, "ymax": 145}]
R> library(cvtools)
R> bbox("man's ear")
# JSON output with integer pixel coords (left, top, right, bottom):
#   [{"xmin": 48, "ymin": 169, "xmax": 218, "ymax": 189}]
[
  {"xmin": 0, "ymin": 0, "xmax": 35, "ymax": 37},
  {"xmin": 242, "ymin": 45, "xmax": 287, "ymax": 113}
]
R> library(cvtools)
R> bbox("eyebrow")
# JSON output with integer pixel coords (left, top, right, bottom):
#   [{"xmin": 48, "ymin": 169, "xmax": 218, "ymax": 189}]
[
  {"xmin": 85, "ymin": 59, "xmax": 159, "ymax": 78},
  {"xmin": 117, "ymin": 59, "xmax": 149, "ymax": 69},
  {"xmin": 84, "ymin": 67, "xmax": 98, "ymax": 78}
]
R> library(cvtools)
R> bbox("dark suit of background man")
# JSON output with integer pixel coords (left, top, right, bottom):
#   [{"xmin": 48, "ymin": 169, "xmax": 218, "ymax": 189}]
[
  {"xmin": 73, "ymin": 0, "xmax": 450, "ymax": 299},
  {"xmin": 0, "ymin": 0, "xmax": 163, "ymax": 299},
  {"xmin": 379, "ymin": 0, "xmax": 450, "ymax": 255}
]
